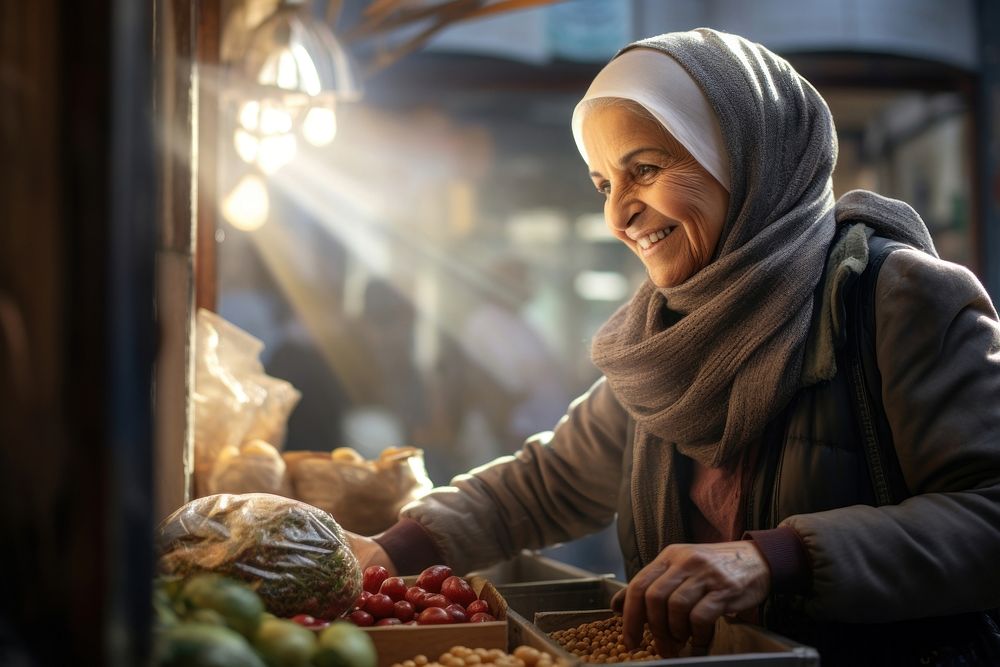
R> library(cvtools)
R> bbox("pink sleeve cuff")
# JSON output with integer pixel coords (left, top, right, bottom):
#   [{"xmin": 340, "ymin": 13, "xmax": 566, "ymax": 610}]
[
  {"xmin": 744, "ymin": 526, "xmax": 812, "ymax": 594},
  {"xmin": 373, "ymin": 518, "xmax": 446, "ymax": 575}
]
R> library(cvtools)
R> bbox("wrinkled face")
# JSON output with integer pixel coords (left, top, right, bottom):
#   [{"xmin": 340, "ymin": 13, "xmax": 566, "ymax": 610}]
[{"xmin": 582, "ymin": 103, "xmax": 729, "ymax": 288}]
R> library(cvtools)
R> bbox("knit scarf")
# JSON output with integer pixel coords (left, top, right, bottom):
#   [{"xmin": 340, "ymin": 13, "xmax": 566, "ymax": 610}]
[{"xmin": 591, "ymin": 29, "xmax": 836, "ymax": 565}]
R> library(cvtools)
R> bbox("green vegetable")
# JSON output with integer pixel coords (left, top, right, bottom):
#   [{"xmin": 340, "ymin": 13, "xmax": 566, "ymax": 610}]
[
  {"xmin": 153, "ymin": 587, "xmax": 181, "ymax": 628},
  {"xmin": 254, "ymin": 617, "xmax": 317, "ymax": 667},
  {"xmin": 188, "ymin": 609, "xmax": 228, "ymax": 627},
  {"xmin": 179, "ymin": 573, "xmax": 264, "ymax": 638},
  {"xmin": 313, "ymin": 622, "xmax": 377, "ymax": 667},
  {"xmin": 155, "ymin": 622, "xmax": 268, "ymax": 667}
]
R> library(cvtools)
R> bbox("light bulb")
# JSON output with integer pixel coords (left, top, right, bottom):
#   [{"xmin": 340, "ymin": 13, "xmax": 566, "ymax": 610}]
[
  {"xmin": 302, "ymin": 106, "xmax": 337, "ymax": 146},
  {"xmin": 238, "ymin": 101, "xmax": 260, "ymax": 131},
  {"xmin": 259, "ymin": 106, "xmax": 293, "ymax": 135},
  {"xmin": 277, "ymin": 49, "xmax": 298, "ymax": 90},
  {"xmin": 233, "ymin": 128, "xmax": 259, "ymax": 164},
  {"xmin": 222, "ymin": 174, "xmax": 269, "ymax": 231},
  {"xmin": 257, "ymin": 133, "xmax": 297, "ymax": 173},
  {"xmin": 291, "ymin": 43, "xmax": 322, "ymax": 96}
]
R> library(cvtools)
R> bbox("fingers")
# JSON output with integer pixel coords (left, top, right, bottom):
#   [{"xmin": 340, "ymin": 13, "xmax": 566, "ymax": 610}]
[
  {"xmin": 644, "ymin": 572, "xmax": 688, "ymax": 656},
  {"xmin": 622, "ymin": 561, "xmax": 667, "ymax": 649},
  {"xmin": 623, "ymin": 542, "xmax": 772, "ymax": 657},
  {"xmin": 610, "ymin": 588, "xmax": 626, "ymax": 614},
  {"xmin": 629, "ymin": 563, "xmax": 709, "ymax": 657},
  {"xmin": 663, "ymin": 577, "xmax": 706, "ymax": 651},
  {"xmin": 687, "ymin": 591, "xmax": 727, "ymax": 655}
]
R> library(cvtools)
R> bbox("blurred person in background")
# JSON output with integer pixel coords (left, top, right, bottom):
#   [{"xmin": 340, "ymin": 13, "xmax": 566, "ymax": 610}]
[
  {"xmin": 348, "ymin": 28, "xmax": 1000, "ymax": 666},
  {"xmin": 455, "ymin": 256, "xmax": 570, "ymax": 467}
]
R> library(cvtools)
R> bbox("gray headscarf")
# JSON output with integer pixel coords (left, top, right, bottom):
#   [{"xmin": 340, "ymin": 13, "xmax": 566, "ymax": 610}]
[{"xmin": 586, "ymin": 28, "xmax": 935, "ymax": 563}]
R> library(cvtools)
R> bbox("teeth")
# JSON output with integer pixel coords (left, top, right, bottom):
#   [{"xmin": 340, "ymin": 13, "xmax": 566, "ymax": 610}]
[{"xmin": 636, "ymin": 228, "xmax": 673, "ymax": 250}]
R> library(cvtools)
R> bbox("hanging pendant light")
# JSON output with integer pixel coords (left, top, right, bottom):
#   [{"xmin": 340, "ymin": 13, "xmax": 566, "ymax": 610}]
[
  {"xmin": 231, "ymin": 0, "xmax": 360, "ymax": 174},
  {"xmin": 223, "ymin": 0, "xmax": 360, "ymax": 231}
]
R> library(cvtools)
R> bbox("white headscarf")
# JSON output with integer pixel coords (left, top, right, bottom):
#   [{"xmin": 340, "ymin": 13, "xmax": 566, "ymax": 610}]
[{"xmin": 571, "ymin": 47, "xmax": 731, "ymax": 191}]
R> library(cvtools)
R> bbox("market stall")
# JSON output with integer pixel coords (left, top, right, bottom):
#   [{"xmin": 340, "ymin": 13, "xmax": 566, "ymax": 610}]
[{"xmin": 142, "ymin": 1, "xmax": 832, "ymax": 665}]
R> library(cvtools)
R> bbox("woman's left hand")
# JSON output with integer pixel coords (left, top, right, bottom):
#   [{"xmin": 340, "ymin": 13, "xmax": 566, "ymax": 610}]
[{"xmin": 621, "ymin": 541, "xmax": 771, "ymax": 657}]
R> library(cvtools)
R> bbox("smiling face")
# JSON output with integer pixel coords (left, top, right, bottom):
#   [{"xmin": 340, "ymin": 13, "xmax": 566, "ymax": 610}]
[{"xmin": 582, "ymin": 101, "xmax": 729, "ymax": 288}]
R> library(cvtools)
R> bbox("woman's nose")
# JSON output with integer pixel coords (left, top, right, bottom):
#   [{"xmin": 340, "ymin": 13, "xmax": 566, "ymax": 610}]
[{"xmin": 605, "ymin": 193, "xmax": 642, "ymax": 233}]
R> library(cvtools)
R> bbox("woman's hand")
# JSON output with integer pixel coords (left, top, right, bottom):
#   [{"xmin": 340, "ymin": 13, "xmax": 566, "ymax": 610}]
[
  {"xmin": 621, "ymin": 541, "xmax": 770, "ymax": 657},
  {"xmin": 346, "ymin": 531, "xmax": 398, "ymax": 576}
]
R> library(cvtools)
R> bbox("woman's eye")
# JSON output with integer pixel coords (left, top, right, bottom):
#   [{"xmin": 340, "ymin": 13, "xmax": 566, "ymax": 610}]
[
  {"xmin": 596, "ymin": 181, "xmax": 611, "ymax": 197},
  {"xmin": 635, "ymin": 164, "xmax": 659, "ymax": 181}
]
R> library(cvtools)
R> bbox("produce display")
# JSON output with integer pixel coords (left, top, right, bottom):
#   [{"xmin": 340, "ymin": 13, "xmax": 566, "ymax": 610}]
[
  {"xmin": 389, "ymin": 645, "xmax": 569, "ymax": 667},
  {"xmin": 150, "ymin": 526, "xmax": 802, "ymax": 664},
  {"xmin": 153, "ymin": 573, "xmax": 376, "ymax": 667},
  {"xmin": 157, "ymin": 493, "xmax": 362, "ymax": 620},
  {"xmin": 548, "ymin": 616, "xmax": 661, "ymax": 663},
  {"xmin": 347, "ymin": 566, "xmax": 498, "ymax": 627}
]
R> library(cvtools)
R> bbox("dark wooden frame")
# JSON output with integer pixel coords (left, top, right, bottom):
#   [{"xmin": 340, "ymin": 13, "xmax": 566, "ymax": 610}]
[{"xmin": 0, "ymin": 0, "xmax": 156, "ymax": 662}]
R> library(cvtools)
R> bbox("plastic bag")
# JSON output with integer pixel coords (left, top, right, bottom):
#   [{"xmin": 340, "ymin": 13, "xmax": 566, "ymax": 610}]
[
  {"xmin": 193, "ymin": 310, "xmax": 301, "ymax": 496},
  {"xmin": 156, "ymin": 493, "xmax": 361, "ymax": 620},
  {"xmin": 284, "ymin": 446, "xmax": 433, "ymax": 535}
]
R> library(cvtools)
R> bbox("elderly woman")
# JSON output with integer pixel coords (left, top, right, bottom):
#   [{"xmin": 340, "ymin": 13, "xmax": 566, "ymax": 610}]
[{"xmin": 350, "ymin": 29, "xmax": 1000, "ymax": 665}]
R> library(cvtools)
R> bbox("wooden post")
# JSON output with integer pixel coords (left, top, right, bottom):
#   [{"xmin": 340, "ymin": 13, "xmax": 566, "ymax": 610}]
[
  {"xmin": 0, "ymin": 0, "xmax": 156, "ymax": 662},
  {"xmin": 196, "ymin": 0, "xmax": 222, "ymax": 313}
]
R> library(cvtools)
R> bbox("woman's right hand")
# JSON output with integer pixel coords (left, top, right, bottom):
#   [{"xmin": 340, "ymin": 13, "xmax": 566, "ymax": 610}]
[{"xmin": 346, "ymin": 531, "xmax": 399, "ymax": 576}]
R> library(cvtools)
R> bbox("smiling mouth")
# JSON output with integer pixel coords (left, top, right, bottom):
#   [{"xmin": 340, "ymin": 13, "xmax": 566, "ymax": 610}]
[{"xmin": 636, "ymin": 227, "xmax": 676, "ymax": 250}]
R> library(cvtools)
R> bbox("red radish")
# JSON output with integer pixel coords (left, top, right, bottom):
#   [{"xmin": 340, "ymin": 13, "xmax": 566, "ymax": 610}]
[
  {"xmin": 466, "ymin": 599, "xmax": 489, "ymax": 615},
  {"xmin": 440, "ymin": 576, "xmax": 477, "ymax": 607},
  {"xmin": 376, "ymin": 617, "xmax": 402, "ymax": 626},
  {"xmin": 444, "ymin": 603, "xmax": 468, "ymax": 623},
  {"xmin": 289, "ymin": 614, "xmax": 331, "ymax": 631},
  {"xmin": 363, "ymin": 565, "xmax": 390, "ymax": 594},
  {"xmin": 379, "ymin": 576, "xmax": 408, "ymax": 602},
  {"xmin": 353, "ymin": 591, "xmax": 372, "ymax": 611},
  {"xmin": 416, "ymin": 607, "xmax": 451, "ymax": 625},
  {"xmin": 393, "ymin": 600, "xmax": 415, "ymax": 622},
  {"xmin": 404, "ymin": 586, "xmax": 426, "ymax": 607},
  {"xmin": 364, "ymin": 593, "xmax": 395, "ymax": 619},
  {"xmin": 469, "ymin": 612, "xmax": 496, "ymax": 623},
  {"xmin": 416, "ymin": 565, "xmax": 453, "ymax": 594},
  {"xmin": 348, "ymin": 610, "xmax": 374, "ymax": 627},
  {"xmin": 419, "ymin": 593, "xmax": 449, "ymax": 609}
]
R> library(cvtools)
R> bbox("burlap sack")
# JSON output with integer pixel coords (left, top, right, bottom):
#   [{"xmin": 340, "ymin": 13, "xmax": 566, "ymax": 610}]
[
  {"xmin": 207, "ymin": 440, "xmax": 292, "ymax": 497},
  {"xmin": 284, "ymin": 447, "xmax": 432, "ymax": 535}
]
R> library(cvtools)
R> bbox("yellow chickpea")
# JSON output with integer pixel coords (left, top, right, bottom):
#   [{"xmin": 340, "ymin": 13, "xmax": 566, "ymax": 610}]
[{"xmin": 512, "ymin": 646, "xmax": 540, "ymax": 665}]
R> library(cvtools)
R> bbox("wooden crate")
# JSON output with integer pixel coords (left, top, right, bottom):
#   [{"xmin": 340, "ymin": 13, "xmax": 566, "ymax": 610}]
[
  {"xmin": 362, "ymin": 576, "xmax": 508, "ymax": 667},
  {"xmin": 520, "ymin": 608, "xmax": 819, "ymax": 666},
  {"xmin": 506, "ymin": 608, "xmax": 580, "ymax": 664},
  {"xmin": 496, "ymin": 577, "xmax": 621, "ymax": 621}
]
